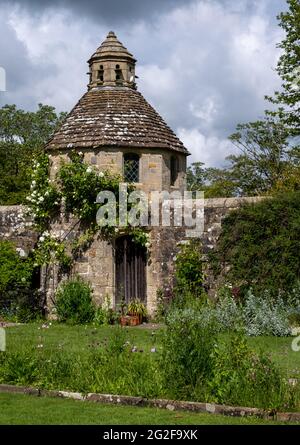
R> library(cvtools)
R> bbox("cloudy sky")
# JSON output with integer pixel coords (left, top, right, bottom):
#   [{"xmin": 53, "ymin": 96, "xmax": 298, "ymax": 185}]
[{"xmin": 0, "ymin": 0, "xmax": 287, "ymax": 166}]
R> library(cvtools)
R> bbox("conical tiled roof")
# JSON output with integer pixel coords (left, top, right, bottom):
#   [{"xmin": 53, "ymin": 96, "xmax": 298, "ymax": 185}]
[
  {"xmin": 45, "ymin": 88, "xmax": 188, "ymax": 154},
  {"xmin": 46, "ymin": 32, "xmax": 188, "ymax": 155},
  {"xmin": 88, "ymin": 31, "xmax": 136, "ymax": 63}
]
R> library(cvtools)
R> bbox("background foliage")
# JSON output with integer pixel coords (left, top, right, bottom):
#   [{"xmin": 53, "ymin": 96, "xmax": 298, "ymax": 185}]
[
  {"xmin": 211, "ymin": 192, "xmax": 300, "ymax": 296},
  {"xmin": 0, "ymin": 241, "xmax": 42, "ymax": 322},
  {"xmin": 55, "ymin": 276, "xmax": 95, "ymax": 325},
  {"xmin": 0, "ymin": 104, "xmax": 66, "ymax": 205}
]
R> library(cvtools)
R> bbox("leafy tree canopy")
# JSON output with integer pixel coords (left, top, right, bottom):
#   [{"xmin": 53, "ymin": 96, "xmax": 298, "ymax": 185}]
[{"xmin": 0, "ymin": 103, "xmax": 66, "ymax": 205}]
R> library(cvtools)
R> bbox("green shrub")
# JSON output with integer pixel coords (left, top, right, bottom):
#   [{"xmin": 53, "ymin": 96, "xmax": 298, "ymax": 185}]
[
  {"xmin": 174, "ymin": 239, "xmax": 203, "ymax": 298},
  {"xmin": 214, "ymin": 288, "xmax": 293, "ymax": 336},
  {"xmin": 0, "ymin": 338, "xmax": 163, "ymax": 399},
  {"xmin": 208, "ymin": 335, "xmax": 295, "ymax": 410},
  {"xmin": 0, "ymin": 241, "xmax": 42, "ymax": 322},
  {"xmin": 4, "ymin": 287, "xmax": 44, "ymax": 323},
  {"xmin": 242, "ymin": 290, "xmax": 291, "ymax": 336},
  {"xmin": 0, "ymin": 349, "xmax": 39, "ymax": 385},
  {"xmin": 211, "ymin": 192, "xmax": 300, "ymax": 297},
  {"xmin": 93, "ymin": 295, "xmax": 118, "ymax": 325},
  {"xmin": 160, "ymin": 301, "xmax": 300, "ymax": 409},
  {"xmin": 55, "ymin": 277, "xmax": 95, "ymax": 324},
  {"xmin": 161, "ymin": 306, "xmax": 217, "ymax": 400}
]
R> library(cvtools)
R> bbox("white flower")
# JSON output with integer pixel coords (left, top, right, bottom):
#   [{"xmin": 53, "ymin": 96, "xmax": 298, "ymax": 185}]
[
  {"xmin": 39, "ymin": 196, "xmax": 44, "ymax": 202},
  {"xmin": 115, "ymin": 228, "xmax": 119, "ymax": 233},
  {"xmin": 78, "ymin": 151, "xmax": 83, "ymax": 156},
  {"xmin": 98, "ymin": 171, "xmax": 104, "ymax": 178},
  {"xmin": 39, "ymin": 236, "xmax": 45, "ymax": 242},
  {"xmin": 145, "ymin": 242, "xmax": 150, "ymax": 248},
  {"xmin": 86, "ymin": 167, "xmax": 92, "ymax": 173},
  {"xmin": 26, "ymin": 196, "xmax": 31, "ymax": 201}
]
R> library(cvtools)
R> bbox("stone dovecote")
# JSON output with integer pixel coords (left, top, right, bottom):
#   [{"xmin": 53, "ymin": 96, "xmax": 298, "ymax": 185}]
[{"xmin": 44, "ymin": 32, "xmax": 191, "ymax": 313}]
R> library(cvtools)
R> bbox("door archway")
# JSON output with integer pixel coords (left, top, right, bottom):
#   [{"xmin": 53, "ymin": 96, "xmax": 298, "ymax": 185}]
[{"xmin": 115, "ymin": 236, "xmax": 147, "ymax": 305}]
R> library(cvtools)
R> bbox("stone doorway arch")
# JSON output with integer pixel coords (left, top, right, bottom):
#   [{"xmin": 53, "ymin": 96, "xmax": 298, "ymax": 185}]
[{"xmin": 115, "ymin": 235, "xmax": 146, "ymax": 305}]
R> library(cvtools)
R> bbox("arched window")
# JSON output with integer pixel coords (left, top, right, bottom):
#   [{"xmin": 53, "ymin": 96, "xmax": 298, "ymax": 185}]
[
  {"xmin": 97, "ymin": 66, "xmax": 104, "ymax": 81},
  {"xmin": 124, "ymin": 153, "xmax": 139, "ymax": 183},
  {"xmin": 115, "ymin": 64, "xmax": 123, "ymax": 82},
  {"xmin": 170, "ymin": 155, "xmax": 179, "ymax": 186}
]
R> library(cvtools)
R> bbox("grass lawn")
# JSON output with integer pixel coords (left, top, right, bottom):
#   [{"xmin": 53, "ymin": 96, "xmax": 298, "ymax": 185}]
[
  {"xmin": 1, "ymin": 323, "xmax": 300, "ymax": 424},
  {"xmin": 5, "ymin": 322, "xmax": 159, "ymax": 355},
  {"xmin": 0, "ymin": 393, "xmax": 294, "ymax": 425},
  {"xmin": 5, "ymin": 322, "xmax": 300, "ymax": 378}
]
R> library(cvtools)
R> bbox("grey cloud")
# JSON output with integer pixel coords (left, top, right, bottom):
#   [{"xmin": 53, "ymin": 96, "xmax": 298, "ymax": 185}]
[
  {"xmin": 0, "ymin": 15, "xmax": 58, "ymax": 110},
  {"xmin": 0, "ymin": 0, "xmax": 287, "ymax": 25},
  {"xmin": 0, "ymin": 0, "xmax": 195, "ymax": 24},
  {"xmin": 0, "ymin": 0, "xmax": 289, "ymax": 166}
]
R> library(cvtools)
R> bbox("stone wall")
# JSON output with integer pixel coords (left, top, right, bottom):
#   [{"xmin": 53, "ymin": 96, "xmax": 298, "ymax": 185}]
[
  {"xmin": 0, "ymin": 206, "xmax": 37, "ymax": 256},
  {"xmin": 0, "ymin": 196, "xmax": 263, "ymax": 310},
  {"xmin": 49, "ymin": 147, "xmax": 186, "ymax": 193},
  {"xmin": 202, "ymin": 196, "xmax": 263, "ymax": 253}
]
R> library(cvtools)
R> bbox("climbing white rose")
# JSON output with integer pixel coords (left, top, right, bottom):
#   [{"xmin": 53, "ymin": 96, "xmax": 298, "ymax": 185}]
[
  {"xmin": 86, "ymin": 167, "xmax": 92, "ymax": 173},
  {"xmin": 99, "ymin": 171, "xmax": 104, "ymax": 178}
]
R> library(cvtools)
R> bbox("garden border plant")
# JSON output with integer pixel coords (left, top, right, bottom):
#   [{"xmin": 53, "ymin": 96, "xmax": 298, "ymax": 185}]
[{"xmin": 0, "ymin": 240, "xmax": 43, "ymax": 322}]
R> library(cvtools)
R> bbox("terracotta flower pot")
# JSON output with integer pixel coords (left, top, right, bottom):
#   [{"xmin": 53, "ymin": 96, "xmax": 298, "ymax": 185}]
[
  {"xmin": 128, "ymin": 315, "xmax": 140, "ymax": 326},
  {"xmin": 120, "ymin": 315, "xmax": 130, "ymax": 326}
]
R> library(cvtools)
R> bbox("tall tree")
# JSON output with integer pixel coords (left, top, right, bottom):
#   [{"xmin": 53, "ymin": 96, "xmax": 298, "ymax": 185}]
[
  {"xmin": 187, "ymin": 162, "xmax": 237, "ymax": 198},
  {"xmin": 0, "ymin": 104, "xmax": 66, "ymax": 204},
  {"xmin": 266, "ymin": 0, "xmax": 300, "ymax": 135},
  {"xmin": 228, "ymin": 117, "xmax": 292, "ymax": 194}
]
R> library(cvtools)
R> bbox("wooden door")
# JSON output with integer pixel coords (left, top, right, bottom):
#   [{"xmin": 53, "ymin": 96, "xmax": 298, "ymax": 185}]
[{"xmin": 115, "ymin": 236, "xmax": 146, "ymax": 305}]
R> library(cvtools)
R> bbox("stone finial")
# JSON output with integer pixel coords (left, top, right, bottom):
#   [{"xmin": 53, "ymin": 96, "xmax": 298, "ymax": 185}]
[
  {"xmin": 107, "ymin": 31, "xmax": 116, "ymax": 37},
  {"xmin": 87, "ymin": 31, "xmax": 137, "ymax": 90}
]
